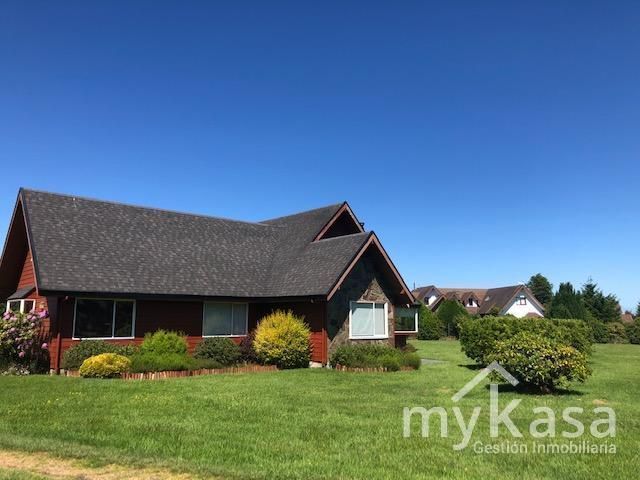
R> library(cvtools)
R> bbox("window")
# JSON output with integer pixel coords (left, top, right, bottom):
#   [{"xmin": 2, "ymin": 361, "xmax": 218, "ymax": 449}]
[
  {"xmin": 6, "ymin": 299, "xmax": 35, "ymax": 314},
  {"xmin": 203, "ymin": 302, "xmax": 248, "ymax": 337},
  {"xmin": 395, "ymin": 307, "xmax": 418, "ymax": 333},
  {"xmin": 349, "ymin": 301, "xmax": 388, "ymax": 339},
  {"xmin": 518, "ymin": 295, "xmax": 527, "ymax": 305},
  {"xmin": 73, "ymin": 299, "xmax": 135, "ymax": 339},
  {"xmin": 467, "ymin": 298, "xmax": 474, "ymax": 307}
]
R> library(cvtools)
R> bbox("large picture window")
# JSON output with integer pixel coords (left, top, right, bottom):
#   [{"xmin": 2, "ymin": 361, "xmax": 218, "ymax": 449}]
[
  {"xmin": 203, "ymin": 302, "xmax": 248, "ymax": 337},
  {"xmin": 73, "ymin": 299, "xmax": 135, "ymax": 339},
  {"xmin": 349, "ymin": 301, "xmax": 388, "ymax": 339}
]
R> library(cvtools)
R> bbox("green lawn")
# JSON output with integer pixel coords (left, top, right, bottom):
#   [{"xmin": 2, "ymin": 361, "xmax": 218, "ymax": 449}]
[{"xmin": 0, "ymin": 341, "xmax": 637, "ymax": 479}]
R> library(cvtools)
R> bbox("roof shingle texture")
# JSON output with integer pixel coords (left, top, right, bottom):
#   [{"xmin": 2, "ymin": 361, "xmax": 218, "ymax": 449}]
[{"xmin": 21, "ymin": 190, "xmax": 370, "ymax": 298}]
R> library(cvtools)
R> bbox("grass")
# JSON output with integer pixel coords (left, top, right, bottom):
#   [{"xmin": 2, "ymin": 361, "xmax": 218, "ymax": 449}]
[{"xmin": 0, "ymin": 341, "xmax": 637, "ymax": 479}]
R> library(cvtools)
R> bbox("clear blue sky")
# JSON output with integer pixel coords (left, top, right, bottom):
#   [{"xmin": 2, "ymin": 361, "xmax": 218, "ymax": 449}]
[{"xmin": 0, "ymin": 2, "xmax": 638, "ymax": 309}]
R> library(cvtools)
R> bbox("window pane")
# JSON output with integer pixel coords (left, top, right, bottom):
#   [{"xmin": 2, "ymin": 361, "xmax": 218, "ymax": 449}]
[
  {"xmin": 75, "ymin": 299, "xmax": 113, "ymax": 338},
  {"xmin": 351, "ymin": 303, "xmax": 374, "ymax": 337},
  {"xmin": 8, "ymin": 301, "xmax": 21, "ymax": 312},
  {"xmin": 204, "ymin": 303, "xmax": 233, "ymax": 336},
  {"xmin": 395, "ymin": 307, "xmax": 417, "ymax": 332},
  {"xmin": 23, "ymin": 300, "xmax": 35, "ymax": 313},
  {"xmin": 231, "ymin": 304, "xmax": 247, "ymax": 336},
  {"xmin": 114, "ymin": 301, "xmax": 134, "ymax": 337},
  {"xmin": 374, "ymin": 303, "xmax": 386, "ymax": 336}
]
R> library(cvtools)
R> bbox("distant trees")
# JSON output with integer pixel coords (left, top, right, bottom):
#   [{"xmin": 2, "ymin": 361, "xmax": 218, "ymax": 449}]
[
  {"xmin": 581, "ymin": 278, "xmax": 621, "ymax": 324},
  {"xmin": 636, "ymin": 301, "xmax": 640, "ymax": 318},
  {"xmin": 527, "ymin": 273, "xmax": 553, "ymax": 306},
  {"xmin": 547, "ymin": 282, "xmax": 589, "ymax": 321}
]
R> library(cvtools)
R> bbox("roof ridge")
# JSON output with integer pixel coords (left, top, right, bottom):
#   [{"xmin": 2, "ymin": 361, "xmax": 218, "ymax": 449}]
[
  {"xmin": 20, "ymin": 188, "xmax": 275, "ymax": 228},
  {"xmin": 261, "ymin": 202, "xmax": 345, "ymax": 223}
]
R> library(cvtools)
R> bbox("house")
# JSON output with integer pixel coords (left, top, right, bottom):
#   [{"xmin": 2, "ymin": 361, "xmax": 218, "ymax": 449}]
[
  {"xmin": 0, "ymin": 189, "xmax": 418, "ymax": 372},
  {"xmin": 412, "ymin": 284, "xmax": 544, "ymax": 318}
]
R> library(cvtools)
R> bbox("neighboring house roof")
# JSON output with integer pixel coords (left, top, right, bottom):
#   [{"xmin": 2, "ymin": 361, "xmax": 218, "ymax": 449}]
[
  {"xmin": 412, "ymin": 284, "xmax": 544, "ymax": 315},
  {"xmin": 621, "ymin": 312, "xmax": 634, "ymax": 324},
  {"xmin": 2, "ymin": 189, "xmax": 414, "ymax": 302}
]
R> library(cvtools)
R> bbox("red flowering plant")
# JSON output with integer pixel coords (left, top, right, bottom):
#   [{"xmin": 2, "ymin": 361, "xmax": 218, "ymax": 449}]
[{"xmin": 0, "ymin": 308, "xmax": 49, "ymax": 374}]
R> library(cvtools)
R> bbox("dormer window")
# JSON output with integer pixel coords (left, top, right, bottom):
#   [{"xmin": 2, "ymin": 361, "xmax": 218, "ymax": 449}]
[
  {"xmin": 518, "ymin": 295, "xmax": 527, "ymax": 305},
  {"xmin": 467, "ymin": 298, "xmax": 474, "ymax": 307}
]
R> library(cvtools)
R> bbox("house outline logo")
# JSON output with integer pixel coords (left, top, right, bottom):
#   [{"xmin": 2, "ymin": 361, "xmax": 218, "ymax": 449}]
[{"xmin": 451, "ymin": 361, "xmax": 519, "ymax": 402}]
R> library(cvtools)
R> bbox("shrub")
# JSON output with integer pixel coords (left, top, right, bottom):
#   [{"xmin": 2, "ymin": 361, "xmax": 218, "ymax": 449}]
[
  {"xmin": 626, "ymin": 320, "xmax": 640, "ymax": 345},
  {"xmin": 195, "ymin": 358, "xmax": 224, "ymax": 370},
  {"xmin": 129, "ymin": 352, "xmax": 197, "ymax": 373},
  {"xmin": 253, "ymin": 310, "xmax": 311, "ymax": 369},
  {"xmin": 239, "ymin": 331, "xmax": 259, "ymax": 363},
  {"xmin": 588, "ymin": 319, "xmax": 609, "ymax": 343},
  {"xmin": 139, "ymin": 330, "xmax": 187, "ymax": 356},
  {"xmin": 0, "ymin": 309, "xmax": 50, "ymax": 373},
  {"xmin": 79, "ymin": 353, "xmax": 131, "ymax": 378},
  {"xmin": 194, "ymin": 338, "xmax": 241, "ymax": 366},
  {"xmin": 607, "ymin": 322, "xmax": 628, "ymax": 344},
  {"xmin": 487, "ymin": 332, "xmax": 591, "ymax": 392},
  {"xmin": 436, "ymin": 300, "xmax": 469, "ymax": 337},
  {"xmin": 417, "ymin": 304, "xmax": 444, "ymax": 340},
  {"xmin": 458, "ymin": 316, "xmax": 592, "ymax": 365},
  {"xmin": 62, "ymin": 340, "xmax": 137, "ymax": 370},
  {"xmin": 330, "ymin": 344, "xmax": 420, "ymax": 370}
]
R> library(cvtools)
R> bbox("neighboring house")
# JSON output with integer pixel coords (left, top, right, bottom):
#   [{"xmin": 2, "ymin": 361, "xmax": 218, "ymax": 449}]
[
  {"xmin": 621, "ymin": 311, "xmax": 634, "ymax": 324},
  {"xmin": 412, "ymin": 284, "xmax": 544, "ymax": 318},
  {"xmin": 0, "ymin": 189, "xmax": 418, "ymax": 372}
]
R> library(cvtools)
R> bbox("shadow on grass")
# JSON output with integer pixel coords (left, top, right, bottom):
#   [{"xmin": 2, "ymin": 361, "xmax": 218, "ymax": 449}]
[
  {"xmin": 483, "ymin": 383, "xmax": 585, "ymax": 396},
  {"xmin": 459, "ymin": 363, "xmax": 484, "ymax": 370}
]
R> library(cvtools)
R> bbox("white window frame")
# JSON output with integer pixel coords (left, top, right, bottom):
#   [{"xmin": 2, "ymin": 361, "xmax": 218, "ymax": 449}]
[
  {"xmin": 394, "ymin": 306, "xmax": 419, "ymax": 334},
  {"xmin": 202, "ymin": 302, "xmax": 249, "ymax": 338},
  {"xmin": 518, "ymin": 295, "xmax": 527, "ymax": 305},
  {"xmin": 72, "ymin": 298, "xmax": 136, "ymax": 340},
  {"xmin": 349, "ymin": 301, "xmax": 389, "ymax": 340},
  {"xmin": 5, "ymin": 299, "xmax": 36, "ymax": 314}
]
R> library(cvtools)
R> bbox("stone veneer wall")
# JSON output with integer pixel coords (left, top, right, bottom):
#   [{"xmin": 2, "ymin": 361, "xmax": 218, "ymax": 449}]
[{"xmin": 327, "ymin": 254, "xmax": 395, "ymax": 356}]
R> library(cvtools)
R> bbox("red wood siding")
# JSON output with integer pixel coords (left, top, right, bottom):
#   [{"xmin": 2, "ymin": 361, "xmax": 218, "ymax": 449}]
[
  {"xmin": 50, "ymin": 298, "xmax": 328, "ymax": 371},
  {"xmin": 13, "ymin": 249, "xmax": 51, "ymax": 348}
]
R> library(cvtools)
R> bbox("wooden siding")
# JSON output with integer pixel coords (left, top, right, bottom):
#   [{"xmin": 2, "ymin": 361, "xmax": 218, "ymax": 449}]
[{"xmin": 50, "ymin": 297, "xmax": 329, "ymax": 371}]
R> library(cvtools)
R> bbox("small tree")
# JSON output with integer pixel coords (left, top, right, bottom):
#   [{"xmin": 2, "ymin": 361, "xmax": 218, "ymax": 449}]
[
  {"xmin": 436, "ymin": 299, "xmax": 469, "ymax": 337},
  {"xmin": 417, "ymin": 303, "xmax": 444, "ymax": 340},
  {"xmin": 527, "ymin": 273, "xmax": 553, "ymax": 306}
]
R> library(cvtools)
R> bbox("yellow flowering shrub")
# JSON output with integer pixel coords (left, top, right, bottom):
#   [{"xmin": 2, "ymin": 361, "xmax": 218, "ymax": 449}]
[
  {"xmin": 253, "ymin": 310, "xmax": 311, "ymax": 369},
  {"xmin": 79, "ymin": 353, "xmax": 131, "ymax": 378}
]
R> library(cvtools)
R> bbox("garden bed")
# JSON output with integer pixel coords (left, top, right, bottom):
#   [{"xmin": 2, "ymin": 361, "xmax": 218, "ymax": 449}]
[{"xmin": 63, "ymin": 364, "xmax": 277, "ymax": 380}]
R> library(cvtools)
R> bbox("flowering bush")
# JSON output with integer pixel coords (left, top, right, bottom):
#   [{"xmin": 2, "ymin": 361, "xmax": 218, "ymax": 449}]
[{"xmin": 0, "ymin": 309, "xmax": 49, "ymax": 373}]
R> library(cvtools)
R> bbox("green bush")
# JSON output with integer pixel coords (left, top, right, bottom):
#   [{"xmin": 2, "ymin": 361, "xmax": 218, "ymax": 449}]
[
  {"xmin": 194, "ymin": 338, "xmax": 241, "ymax": 366},
  {"xmin": 588, "ymin": 318, "xmax": 609, "ymax": 343},
  {"xmin": 254, "ymin": 310, "xmax": 311, "ymax": 369},
  {"xmin": 436, "ymin": 300, "xmax": 469, "ymax": 337},
  {"xmin": 626, "ymin": 321, "xmax": 640, "ymax": 345},
  {"xmin": 139, "ymin": 330, "xmax": 187, "ymax": 356},
  {"xmin": 79, "ymin": 353, "xmax": 131, "ymax": 378},
  {"xmin": 458, "ymin": 316, "xmax": 592, "ymax": 365},
  {"xmin": 239, "ymin": 331, "xmax": 259, "ymax": 363},
  {"xmin": 129, "ymin": 352, "xmax": 197, "ymax": 373},
  {"xmin": 417, "ymin": 304, "xmax": 444, "ymax": 340},
  {"xmin": 607, "ymin": 322, "xmax": 628, "ymax": 344},
  {"xmin": 487, "ymin": 332, "xmax": 591, "ymax": 392},
  {"xmin": 195, "ymin": 358, "xmax": 224, "ymax": 370},
  {"xmin": 62, "ymin": 340, "xmax": 137, "ymax": 370},
  {"xmin": 330, "ymin": 344, "xmax": 420, "ymax": 370}
]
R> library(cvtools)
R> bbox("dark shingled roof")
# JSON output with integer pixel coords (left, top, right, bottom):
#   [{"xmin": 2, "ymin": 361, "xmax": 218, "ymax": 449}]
[{"xmin": 19, "ymin": 189, "xmax": 373, "ymax": 298}]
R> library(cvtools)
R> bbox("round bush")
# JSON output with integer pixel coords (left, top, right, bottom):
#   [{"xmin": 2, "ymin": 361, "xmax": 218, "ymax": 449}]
[
  {"xmin": 487, "ymin": 332, "xmax": 591, "ymax": 393},
  {"xmin": 417, "ymin": 304, "xmax": 444, "ymax": 340},
  {"xmin": 79, "ymin": 353, "xmax": 131, "ymax": 378},
  {"xmin": 139, "ymin": 330, "xmax": 187, "ymax": 355},
  {"xmin": 194, "ymin": 338, "xmax": 241, "ymax": 366},
  {"xmin": 607, "ymin": 322, "xmax": 628, "ymax": 343},
  {"xmin": 62, "ymin": 340, "xmax": 137, "ymax": 370},
  {"xmin": 253, "ymin": 310, "xmax": 311, "ymax": 369}
]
